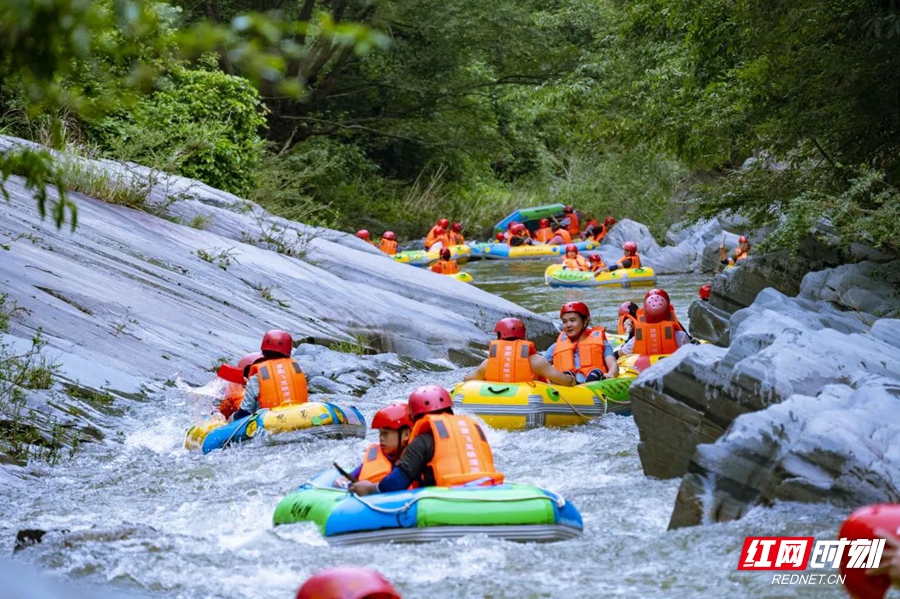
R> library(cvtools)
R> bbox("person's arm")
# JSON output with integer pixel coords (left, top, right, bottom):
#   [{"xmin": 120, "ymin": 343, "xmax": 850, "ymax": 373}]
[
  {"xmin": 464, "ymin": 360, "xmax": 488, "ymax": 382},
  {"xmin": 530, "ymin": 355, "xmax": 576, "ymax": 386},
  {"xmin": 675, "ymin": 331, "xmax": 690, "ymax": 347},
  {"xmin": 234, "ymin": 376, "xmax": 259, "ymax": 419},
  {"xmin": 541, "ymin": 343, "xmax": 556, "ymax": 362},
  {"xmin": 349, "ymin": 435, "xmax": 432, "ymax": 495},
  {"xmin": 617, "ymin": 337, "xmax": 635, "ymax": 357},
  {"xmin": 603, "ymin": 340, "xmax": 619, "ymax": 378}
]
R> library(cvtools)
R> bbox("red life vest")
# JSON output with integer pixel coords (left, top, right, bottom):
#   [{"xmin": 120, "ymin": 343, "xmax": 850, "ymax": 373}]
[
  {"xmin": 358, "ymin": 443, "xmax": 394, "ymax": 483},
  {"xmin": 551, "ymin": 327, "xmax": 609, "ymax": 376},
  {"xmin": 408, "ymin": 414, "xmax": 504, "ymax": 487},
  {"xmin": 249, "ymin": 358, "xmax": 308, "ymax": 409},
  {"xmin": 632, "ymin": 321, "xmax": 680, "ymax": 355},
  {"xmin": 484, "ymin": 339, "xmax": 535, "ymax": 382},
  {"xmin": 217, "ymin": 383, "xmax": 245, "ymax": 419},
  {"xmin": 380, "ymin": 239, "xmax": 398, "ymax": 255}
]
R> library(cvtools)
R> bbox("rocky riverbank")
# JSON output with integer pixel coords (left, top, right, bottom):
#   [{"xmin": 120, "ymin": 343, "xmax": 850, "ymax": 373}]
[{"xmin": 631, "ymin": 242, "xmax": 900, "ymax": 528}]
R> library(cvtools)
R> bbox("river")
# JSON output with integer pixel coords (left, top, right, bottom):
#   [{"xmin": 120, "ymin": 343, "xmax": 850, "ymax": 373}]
[{"xmin": 1, "ymin": 258, "xmax": 852, "ymax": 598}]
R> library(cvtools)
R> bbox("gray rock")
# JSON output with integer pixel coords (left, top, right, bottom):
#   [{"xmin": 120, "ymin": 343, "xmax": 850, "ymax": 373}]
[
  {"xmin": 669, "ymin": 375, "xmax": 900, "ymax": 528},
  {"xmin": 799, "ymin": 260, "xmax": 900, "ymax": 320},
  {"xmin": 687, "ymin": 300, "xmax": 731, "ymax": 346}
]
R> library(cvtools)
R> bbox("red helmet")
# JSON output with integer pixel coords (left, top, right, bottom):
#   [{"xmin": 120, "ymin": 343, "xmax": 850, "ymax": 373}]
[
  {"xmin": 508, "ymin": 220, "xmax": 520, "ymax": 230},
  {"xmin": 699, "ymin": 284, "xmax": 711, "ymax": 301},
  {"xmin": 495, "ymin": 232, "xmax": 505, "ymax": 242},
  {"xmin": 295, "ymin": 567, "xmax": 401, "ymax": 599},
  {"xmin": 451, "ymin": 222, "xmax": 462, "ymax": 232},
  {"xmin": 643, "ymin": 294, "xmax": 669, "ymax": 324},
  {"xmin": 539, "ymin": 218, "xmax": 550, "ymax": 227},
  {"xmin": 738, "ymin": 235, "xmax": 748, "ymax": 243},
  {"xmin": 563, "ymin": 205, "xmax": 574, "ymax": 213},
  {"xmin": 237, "ymin": 352, "xmax": 264, "ymax": 370},
  {"xmin": 604, "ymin": 216, "xmax": 615, "ymax": 226},
  {"xmin": 623, "ymin": 241, "xmax": 638, "ymax": 253},
  {"xmin": 589, "ymin": 253, "xmax": 602, "ymax": 262},
  {"xmin": 440, "ymin": 248, "xmax": 451, "ymax": 260},
  {"xmin": 382, "ymin": 231, "xmax": 396, "ymax": 241},
  {"xmin": 371, "ymin": 403, "xmax": 412, "ymax": 430},
  {"xmin": 433, "ymin": 226, "xmax": 445, "ymax": 236},
  {"xmin": 565, "ymin": 244, "xmax": 578, "ymax": 254},
  {"xmin": 512, "ymin": 223, "xmax": 526, "ymax": 234},
  {"xmin": 644, "ymin": 288, "xmax": 671, "ymax": 303},
  {"xmin": 437, "ymin": 218, "xmax": 450, "ymax": 229},
  {"xmin": 408, "ymin": 385, "xmax": 453, "ymax": 420},
  {"xmin": 260, "ymin": 329, "xmax": 293, "ymax": 356},
  {"xmin": 618, "ymin": 301, "xmax": 633, "ymax": 316},
  {"xmin": 494, "ymin": 317, "xmax": 526, "ymax": 340},
  {"xmin": 839, "ymin": 504, "xmax": 900, "ymax": 599},
  {"xmin": 355, "ymin": 230, "xmax": 370, "ymax": 241},
  {"xmin": 560, "ymin": 301, "xmax": 590, "ymax": 320}
]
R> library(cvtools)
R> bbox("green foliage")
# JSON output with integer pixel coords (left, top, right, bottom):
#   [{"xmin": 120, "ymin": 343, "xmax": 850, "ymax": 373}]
[
  {"xmin": 92, "ymin": 67, "xmax": 267, "ymax": 194},
  {"xmin": 196, "ymin": 247, "xmax": 237, "ymax": 270},
  {"xmin": 55, "ymin": 151, "xmax": 156, "ymax": 210}
]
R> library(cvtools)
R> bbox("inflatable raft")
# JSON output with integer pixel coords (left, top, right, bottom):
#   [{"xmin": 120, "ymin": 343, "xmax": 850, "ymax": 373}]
[
  {"xmin": 273, "ymin": 469, "xmax": 583, "ymax": 545},
  {"xmin": 471, "ymin": 240, "xmax": 599, "ymax": 260},
  {"xmin": 544, "ymin": 264, "xmax": 657, "ymax": 288},
  {"xmin": 449, "ymin": 272, "xmax": 473, "ymax": 283},
  {"xmin": 494, "ymin": 204, "xmax": 566, "ymax": 235},
  {"xmin": 450, "ymin": 377, "xmax": 634, "ymax": 430},
  {"xmin": 184, "ymin": 401, "xmax": 366, "ymax": 454},
  {"xmin": 393, "ymin": 244, "xmax": 471, "ymax": 267}
]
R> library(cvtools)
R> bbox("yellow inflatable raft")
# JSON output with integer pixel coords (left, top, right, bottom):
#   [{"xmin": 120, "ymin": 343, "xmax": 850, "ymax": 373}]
[
  {"xmin": 544, "ymin": 264, "xmax": 657, "ymax": 288},
  {"xmin": 394, "ymin": 244, "xmax": 471, "ymax": 266},
  {"xmin": 450, "ymin": 376, "xmax": 634, "ymax": 431},
  {"xmin": 449, "ymin": 272, "xmax": 473, "ymax": 283},
  {"xmin": 185, "ymin": 401, "xmax": 366, "ymax": 453}
]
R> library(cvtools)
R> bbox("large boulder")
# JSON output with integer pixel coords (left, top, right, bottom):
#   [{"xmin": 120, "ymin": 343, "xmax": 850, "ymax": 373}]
[
  {"xmin": 686, "ymin": 300, "xmax": 731, "ymax": 346},
  {"xmin": 632, "ymin": 288, "xmax": 900, "ymax": 481},
  {"xmin": 669, "ymin": 370, "xmax": 900, "ymax": 528}
]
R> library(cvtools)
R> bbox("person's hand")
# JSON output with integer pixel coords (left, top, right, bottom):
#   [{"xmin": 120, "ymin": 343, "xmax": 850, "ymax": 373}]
[
  {"xmin": 333, "ymin": 476, "xmax": 350, "ymax": 489},
  {"xmin": 348, "ymin": 481, "xmax": 379, "ymax": 496},
  {"xmin": 868, "ymin": 533, "xmax": 900, "ymax": 588}
]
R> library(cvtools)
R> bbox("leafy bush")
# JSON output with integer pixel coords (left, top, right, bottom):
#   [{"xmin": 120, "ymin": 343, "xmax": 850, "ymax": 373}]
[{"xmin": 91, "ymin": 66, "xmax": 266, "ymax": 194}]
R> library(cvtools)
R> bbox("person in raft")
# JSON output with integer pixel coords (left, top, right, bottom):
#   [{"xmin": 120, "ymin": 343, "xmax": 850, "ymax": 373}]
[
  {"xmin": 617, "ymin": 301, "xmax": 639, "ymax": 342},
  {"xmin": 379, "ymin": 231, "xmax": 398, "ymax": 256},
  {"xmin": 588, "ymin": 253, "xmax": 607, "ymax": 272},
  {"xmin": 335, "ymin": 403, "xmax": 412, "ymax": 488},
  {"xmin": 636, "ymin": 288, "xmax": 690, "ymax": 337},
  {"xmin": 430, "ymin": 248, "xmax": 459, "ymax": 274},
  {"xmin": 583, "ymin": 216, "xmax": 616, "ymax": 242},
  {"xmin": 355, "ymin": 229, "xmax": 374, "ymax": 245},
  {"xmin": 464, "ymin": 318, "xmax": 576, "ymax": 385},
  {"xmin": 721, "ymin": 234, "xmax": 752, "ymax": 267},
  {"xmin": 617, "ymin": 292, "xmax": 690, "ymax": 357},
  {"xmin": 545, "ymin": 222, "xmax": 572, "ymax": 245},
  {"xmin": 506, "ymin": 222, "xmax": 533, "ymax": 246},
  {"xmin": 561, "ymin": 244, "xmax": 589, "ymax": 271},
  {"xmin": 602, "ymin": 240, "xmax": 641, "ymax": 272},
  {"xmin": 698, "ymin": 283, "xmax": 711, "ymax": 302},
  {"xmin": 231, "ymin": 329, "xmax": 308, "ymax": 420},
  {"xmin": 560, "ymin": 205, "xmax": 581, "ymax": 237},
  {"xmin": 349, "ymin": 385, "xmax": 504, "ymax": 495},
  {"xmin": 425, "ymin": 218, "xmax": 450, "ymax": 250},
  {"xmin": 215, "ymin": 351, "xmax": 263, "ymax": 419},
  {"xmin": 448, "ymin": 222, "xmax": 465, "ymax": 245},
  {"xmin": 295, "ymin": 566, "xmax": 401, "ymax": 599},
  {"xmin": 542, "ymin": 302, "xmax": 619, "ymax": 383},
  {"xmin": 533, "ymin": 218, "xmax": 554, "ymax": 243}
]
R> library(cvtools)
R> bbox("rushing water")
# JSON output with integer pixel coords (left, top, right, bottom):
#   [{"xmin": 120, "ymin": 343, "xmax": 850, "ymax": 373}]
[{"xmin": 1, "ymin": 258, "xmax": 853, "ymax": 598}]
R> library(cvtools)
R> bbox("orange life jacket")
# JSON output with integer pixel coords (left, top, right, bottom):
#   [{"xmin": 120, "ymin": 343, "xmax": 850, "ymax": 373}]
[
  {"xmin": 551, "ymin": 327, "xmax": 609, "ymax": 376},
  {"xmin": 555, "ymin": 229, "xmax": 573, "ymax": 244},
  {"xmin": 358, "ymin": 443, "xmax": 394, "ymax": 484},
  {"xmin": 534, "ymin": 227, "xmax": 554, "ymax": 243},
  {"xmin": 592, "ymin": 223, "xmax": 608, "ymax": 242},
  {"xmin": 617, "ymin": 253, "xmax": 642, "ymax": 269},
  {"xmin": 590, "ymin": 259, "xmax": 607, "ymax": 272},
  {"xmin": 632, "ymin": 321, "xmax": 680, "ymax": 355},
  {"xmin": 449, "ymin": 232, "xmax": 465, "ymax": 245},
  {"xmin": 563, "ymin": 256, "xmax": 589, "ymax": 271},
  {"xmin": 409, "ymin": 414, "xmax": 504, "ymax": 487},
  {"xmin": 249, "ymin": 358, "xmax": 308, "ymax": 409},
  {"xmin": 566, "ymin": 213, "xmax": 580, "ymax": 236},
  {"xmin": 217, "ymin": 383, "xmax": 245, "ymax": 419},
  {"xmin": 484, "ymin": 339, "xmax": 535, "ymax": 382},
  {"xmin": 617, "ymin": 313, "xmax": 637, "ymax": 335},
  {"xmin": 380, "ymin": 238, "xmax": 398, "ymax": 255},
  {"xmin": 431, "ymin": 259, "xmax": 459, "ymax": 274}
]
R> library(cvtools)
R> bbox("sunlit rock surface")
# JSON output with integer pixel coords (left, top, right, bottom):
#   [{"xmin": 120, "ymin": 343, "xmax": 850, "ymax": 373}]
[{"xmin": 633, "ymin": 257, "xmax": 900, "ymax": 527}]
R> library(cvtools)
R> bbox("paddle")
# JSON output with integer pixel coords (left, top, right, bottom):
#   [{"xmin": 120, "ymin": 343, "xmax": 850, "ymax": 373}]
[
  {"xmin": 333, "ymin": 461, "xmax": 358, "ymax": 483},
  {"xmin": 216, "ymin": 363, "xmax": 245, "ymax": 384}
]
